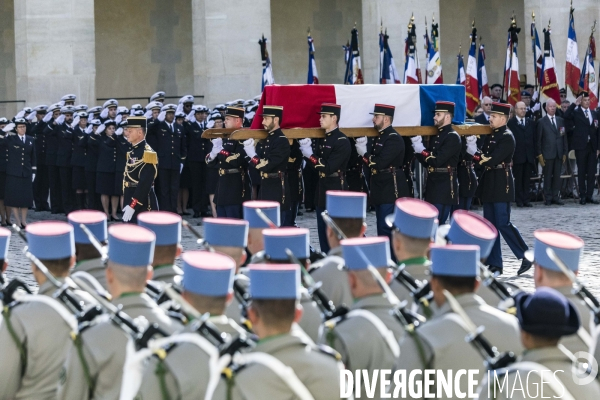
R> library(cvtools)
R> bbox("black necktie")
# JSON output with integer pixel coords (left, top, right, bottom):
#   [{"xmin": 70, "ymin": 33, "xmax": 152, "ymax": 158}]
[
  {"xmin": 520, "ymin": 119, "xmax": 524, "ymax": 127},
  {"xmin": 551, "ymin": 117, "xmax": 556, "ymax": 129},
  {"xmin": 585, "ymin": 109, "xmax": 589, "ymax": 122}
]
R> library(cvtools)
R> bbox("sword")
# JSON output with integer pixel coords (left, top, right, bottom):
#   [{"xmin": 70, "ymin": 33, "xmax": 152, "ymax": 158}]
[
  {"xmin": 443, "ymin": 289, "xmax": 516, "ymax": 370},
  {"xmin": 546, "ymin": 248, "xmax": 600, "ymax": 324},
  {"xmin": 255, "ymin": 208, "xmax": 278, "ymax": 229},
  {"xmin": 182, "ymin": 220, "xmax": 212, "ymax": 249}
]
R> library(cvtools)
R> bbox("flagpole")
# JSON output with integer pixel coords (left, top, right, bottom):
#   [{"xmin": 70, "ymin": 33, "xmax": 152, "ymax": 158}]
[
  {"xmin": 531, "ymin": 11, "xmax": 538, "ymax": 92},
  {"xmin": 505, "ymin": 14, "xmax": 516, "ymax": 103}
]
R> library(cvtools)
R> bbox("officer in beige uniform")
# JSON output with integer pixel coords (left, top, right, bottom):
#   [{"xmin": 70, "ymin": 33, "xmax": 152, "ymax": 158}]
[
  {"xmin": 397, "ymin": 245, "xmax": 523, "ymax": 399},
  {"xmin": 68, "ymin": 210, "xmax": 108, "ymax": 289},
  {"xmin": 137, "ymin": 211, "xmax": 183, "ymax": 285},
  {"xmin": 136, "ymin": 251, "xmax": 244, "ymax": 400},
  {"xmin": 0, "ymin": 222, "xmax": 94, "ymax": 399},
  {"xmin": 478, "ymin": 288, "xmax": 600, "ymax": 400},
  {"xmin": 385, "ymin": 197, "xmax": 438, "ymax": 309},
  {"xmin": 214, "ymin": 264, "xmax": 345, "ymax": 400},
  {"xmin": 58, "ymin": 224, "xmax": 182, "ymax": 400},
  {"xmin": 309, "ymin": 190, "xmax": 367, "ymax": 309},
  {"xmin": 321, "ymin": 236, "xmax": 405, "ymax": 396},
  {"xmin": 262, "ymin": 227, "xmax": 323, "ymax": 343},
  {"xmin": 525, "ymin": 229, "xmax": 594, "ymax": 356}
]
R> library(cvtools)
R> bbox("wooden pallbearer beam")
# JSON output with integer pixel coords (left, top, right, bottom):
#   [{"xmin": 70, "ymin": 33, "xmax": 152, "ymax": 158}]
[{"xmin": 202, "ymin": 125, "xmax": 492, "ymax": 140}]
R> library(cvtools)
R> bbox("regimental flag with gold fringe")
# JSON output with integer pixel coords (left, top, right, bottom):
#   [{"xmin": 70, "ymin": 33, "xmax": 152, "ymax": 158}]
[
  {"xmin": 565, "ymin": 6, "xmax": 581, "ymax": 96},
  {"xmin": 579, "ymin": 24, "xmax": 598, "ymax": 109},
  {"xmin": 541, "ymin": 25, "xmax": 561, "ymax": 104},
  {"xmin": 465, "ymin": 24, "xmax": 479, "ymax": 116},
  {"xmin": 344, "ymin": 27, "xmax": 363, "ymax": 85},
  {"xmin": 425, "ymin": 16, "xmax": 443, "ymax": 84},
  {"xmin": 503, "ymin": 17, "xmax": 521, "ymax": 105},
  {"xmin": 404, "ymin": 17, "xmax": 420, "ymax": 84}
]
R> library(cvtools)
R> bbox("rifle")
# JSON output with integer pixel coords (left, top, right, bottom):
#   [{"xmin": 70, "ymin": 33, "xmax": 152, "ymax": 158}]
[
  {"xmin": 321, "ymin": 210, "xmax": 433, "ymax": 317},
  {"xmin": 443, "ymin": 289, "xmax": 516, "ymax": 370},
  {"xmin": 478, "ymin": 263, "xmax": 520, "ymax": 314},
  {"xmin": 546, "ymin": 248, "xmax": 600, "ymax": 324},
  {"xmin": 0, "ymin": 273, "xmax": 32, "ymax": 306}
]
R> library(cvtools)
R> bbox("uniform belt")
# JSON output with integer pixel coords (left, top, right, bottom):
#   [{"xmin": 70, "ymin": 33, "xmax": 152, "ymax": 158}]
[
  {"xmin": 260, "ymin": 171, "xmax": 283, "ymax": 179},
  {"xmin": 318, "ymin": 171, "xmax": 343, "ymax": 178},
  {"xmin": 371, "ymin": 166, "xmax": 398, "ymax": 175},
  {"xmin": 123, "ymin": 181, "xmax": 137, "ymax": 188},
  {"xmin": 486, "ymin": 163, "xmax": 512, "ymax": 170},
  {"xmin": 427, "ymin": 167, "xmax": 457, "ymax": 173},
  {"xmin": 219, "ymin": 168, "xmax": 241, "ymax": 176}
]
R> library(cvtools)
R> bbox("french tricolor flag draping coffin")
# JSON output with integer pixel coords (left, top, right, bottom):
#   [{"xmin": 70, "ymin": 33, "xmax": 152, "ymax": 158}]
[{"xmin": 250, "ymin": 84, "xmax": 466, "ymax": 129}]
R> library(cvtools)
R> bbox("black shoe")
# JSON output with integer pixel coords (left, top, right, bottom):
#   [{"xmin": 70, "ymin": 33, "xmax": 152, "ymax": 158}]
[
  {"xmin": 20, "ymin": 224, "xmax": 26, "ymax": 229},
  {"xmin": 182, "ymin": 211, "xmax": 191, "ymax": 216},
  {"xmin": 587, "ymin": 198, "xmax": 600, "ymax": 205},
  {"xmin": 488, "ymin": 265, "xmax": 503, "ymax": 275},
  {"xmin": 516, "ymin": 203, "xmax": 524, "ymax": 208},
  {"xmin": 200, "ymin": 211, "xmax": 212, "ymax": 217},
  {"xmin": 305, "ymin": 208, "xmax": 315, "ymax": 212},
  {"xmin": 544, "ymin": 201, "xmax": 552, "ymax": 206},
  {"xmin": 580, "ymin": 199, "xmax": 587, "ymax": 205},
  {"xmin": 523, "ymin": 203, "xmax": 533, "ymax": 207},
  {"xmin": 517, "ymin": 258, "xmax": 533, "ymax": 275},
  {"xmin": 297, "ymin": 211, "xmax": 303, "ymax": 216},
  {"xmin": 193, "ymin": 212, "xmax": 201, "ymax": 218},
  {"xmin": 551, "ymin": 199, "xmax": 565, "ymax": 205},
  {"xmin": 110, "ymin": 216, "xmax": 121, "ymax": 222}
]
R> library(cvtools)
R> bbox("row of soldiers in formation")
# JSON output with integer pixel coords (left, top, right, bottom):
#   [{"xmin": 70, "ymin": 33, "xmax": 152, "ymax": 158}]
[
  {"xmin": 0, "ymin": 192, "xmax": 599, "ymax": 399},
  {"xmin": 0, "ymin": 92, "xmax": 260, "ymax": 227}
]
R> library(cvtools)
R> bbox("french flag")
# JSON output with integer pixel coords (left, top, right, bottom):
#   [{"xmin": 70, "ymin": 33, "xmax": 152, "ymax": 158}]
[
  {"xmin": 456, "ymin": 53, "xmax": 466, "ymax": 86},
  {"xmin": 579, "ymin": 35, "xmax": 598, "ymax": 109},
  {"xmin": 541, "ymin": 28, "xmax": 561, "ymax": 104},
  {"xmin": 531, "ymin": 20, "xmax": 543, "ymax": 88},
  {"xmin": 478, "ymin": 44, "xmax": 489, "ymax": 99},
  {"xmin": 404, "ymin": 29, "xmax": 419, "ymax": 84},
  {"xmin": 307, "ymin": 34, "xmax": 319, "ymax": 84},
  {"xmin": 465, "ymin": 26, "xmax": 479, "ymax": 116},
  {"xmin": 250, "ymin": 84, "xmax": 466, "ymax": 129},
  {"xmin": 565, "ymin": 8, "xmax": 581, "ymax": 96},
  {"xmin": 380, "ymin": 29, "xmax": 401, "ymax": 84}
]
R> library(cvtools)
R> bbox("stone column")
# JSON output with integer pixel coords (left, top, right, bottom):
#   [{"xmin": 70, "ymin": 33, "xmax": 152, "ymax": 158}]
[
  {"xmin": 14, "ymin": 0, "xmax": 96, "ymax": 107},
  {"xmin": 191, "ymin": 0, "xmax": 271, "ymax": 107},
  {"xmin": 361, "ymin": 0, "xmax": 440, "ymax": 84},
  {"xmin": 524, "ymin": 0, "xmax": 600, "ymax": 98}
]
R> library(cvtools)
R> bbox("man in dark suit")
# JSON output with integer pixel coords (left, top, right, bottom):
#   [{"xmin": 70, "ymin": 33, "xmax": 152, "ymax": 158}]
[
  {"xmin": 508, "ymin": 101, "xmax": 536, "ymax": 207},
  {"xmin": 475, "ymin": 96, "xmax": 492, "ymax": 125},
  {"xmin": 536, "ymin": 99, "xmax": 568, "ymax": 206},
  {"xmin": 564, "ymin": 91, "xmax": 600, "ymax": 204}
]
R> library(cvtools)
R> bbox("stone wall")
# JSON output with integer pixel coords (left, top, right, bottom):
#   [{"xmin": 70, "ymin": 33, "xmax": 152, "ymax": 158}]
[{"xmin": 0, "ymin": 0, "xmax": 17, "ymax": 117}]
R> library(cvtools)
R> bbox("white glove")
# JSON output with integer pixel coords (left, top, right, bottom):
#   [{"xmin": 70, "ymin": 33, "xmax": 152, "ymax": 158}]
[
  {"xmin": 243, "ymin": 139, "xmax": 256, "ymax": 158},
  {"xmin": 32, "ymin": 173, "xmax": 36, "ymax": 182},
  {"xmin": 122, "ymin": 205, "xmax": 135, "ymax": 222},
  {"xmin": 186, "ymin": 110, "xmax": 196, "ymax": 123},
  {"xmin": 26, "ymin": 112, "xmax": 37, "ymax": 122},
  {"xmin": 299, "ymin": 138, "xmax": 313, "ymax": 158},
  {"xmin": 55, "ymin": 115, "xmax": 65, "ymax": 125},
  {"xmin": 532, "ymin": 102, "xmax": 541, "ymax": 112},
  {"xmin": 180, "ymin": 163, "xmax": 184, "ymax": 173},
  {"xmin": 466, "ymin": 141, "xmax": 478, "ymax": 155},
  {"xmin": 532, "ymin": 90, "xmax": 539, "ymax": 102},
  {"xmin": 211, "ymin": 138, "xmax": 223, "ymax": 150},
  {"xmin": 144, "ymin": 109, "xmax": 153, "ymax": 119},
  {"xmin": 100, "ymin": 108, "xmax": 109, "ymax": 119},
  {"xmin": 175, "ymin": 103, "xmax": 184, "ymax": 115},
  {"xmin": 411, "ymin": 136, "xmax": 425, "ymax": 153},
  {"xmin": 465, "ymin": 135, "xmax": 477, "ymax": 144},
  {"xmin": 85, "ymin": 125, "xmax": 93, "ymax": 134},
  {"xmin": 115, "ymin": 127, "xmax": 123, "ymax": 136},
  {"xmin": 71, "ymin": 115, "xmax": 80, "ymax": 129},
  {"xmin": 97, "ymin": 124, "xmax": 106, "ymax": 134},
  {"xmin": 58, "ymin": 101, "xmax": 65, "ymax": 107},
  {"xmin": 115, "ymin": 114, "xmax": 122, "ymax": 124},
  {"xmin": 2, "ymin": 123, "xmax": 14, "ymax": 133},
  {"xmin": 157, "ymin": 111, "xmax": 166, "ymax": 122},
  {"xmin": 355, "ymin": 136, "xmax": 368, "ymax": 156},
  {"xmin": 43, "ymin": 112, "xmax": 53, "ymax": 123},
  {"xmin": 15, "ymin": 110, "xmax": 25, "ymax": 119}
]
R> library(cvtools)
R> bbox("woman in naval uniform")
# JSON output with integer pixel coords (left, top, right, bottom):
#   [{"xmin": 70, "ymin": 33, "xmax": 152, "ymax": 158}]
[{"xmin": 95, "ymin": 120, "xmax": 120, "ymax": 221}]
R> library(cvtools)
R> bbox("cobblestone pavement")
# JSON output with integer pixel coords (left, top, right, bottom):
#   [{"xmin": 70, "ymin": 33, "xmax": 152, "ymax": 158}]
[{"xmin": 6, "ymin": 200, "xmax": 600, "ymax": 296}]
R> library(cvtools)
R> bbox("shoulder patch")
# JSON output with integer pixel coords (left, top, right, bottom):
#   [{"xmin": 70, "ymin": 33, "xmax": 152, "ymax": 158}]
[
  {"xmin": 338, "ymin": 136, "xmax": 347, "ymax": 140},
  {"xmin": 316, "ymin": 343, "xmax": 342, "ymax": 361},
  {"xmin": 143, "ymin": 150, "xmax": 158, "ymax": 164}
]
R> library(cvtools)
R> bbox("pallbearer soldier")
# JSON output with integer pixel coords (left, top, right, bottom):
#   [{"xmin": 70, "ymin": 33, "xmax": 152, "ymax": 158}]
[
  {"xmin": 411, "ymin": 101, "xmax": 461, "ymax": 223},
  {"xmin": 137, "ymin": 211, "xmax": 183, "ymax": 285},
  {"xmin": 298, "ymin": 103, "xmax": 351, "ymax": 254},
  {"xmin": 468, "ymin": 102, "xmax": 530, "ymax": 276},
  {"xmin": 136, "ymin": 251, "xmax": 244, "ymax": 400},
  {"xmin": 397, "ymin": 245, "xmax": 523, "ymax": 398},
  {"xmin": 214, "ymin": 264, "xmax": 345, "ymax": 400},
  {"xmin": 207, "ymin": 106, "xmax": 250, "ymax": 219},
  {"xmin": 310, "ymin": 190, "xmax": 367, "ymax": 308},
  {"xmin": 58, "ymin": 224, "xmax": 182, "ymax": 400},
  {"xmin": 357, "ymin": 104, "xmax": 410, "ymax": 253},
  {"xmin": 525, "ymin": 229, "xmax": 592, "ymax": 356},
  {"xmin": 121, "ymin": 116, "xmax": 159, "ymax": 223},
  {"xmin": 478, "ymin": 288, "xmax": 600, "ymax": 399},
  {"xmin": 68, "ymin": 210, "xmax": 108, "ymax": 289},
  {"xmin": 0, "ymin": 222, "xmax": 92, "ymax": 399},
  {"xmin": 321, "ymin": 236, "xmax": 404, "ymax": 396},
  {"xmin": 244, "ymin": 105, "xmax": 291, "ymax": 222},
  {"xmin": 385, "ymin": 197, "xmax": 437, "ymax": 303},
  {"xmin": 262, "ymin": 227, "xmax": 323, "ymax": 342},
  {"xmin": 243, "ymin": 200, "xmax": 280, "ymax": 258},
  {"xmin": 203, "ymin": 217, "xmax": 250, "ymax": 323}
]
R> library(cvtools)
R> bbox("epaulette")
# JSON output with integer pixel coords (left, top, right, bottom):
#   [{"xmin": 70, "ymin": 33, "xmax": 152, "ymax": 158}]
[
  {"xmin": 316, "ymin": 343, "xmax": 343, "ymax": 361},
  {"xmin": 338, "ymin": 136, "xmax": 347, "ymax": 140},
  {"xmin": 143, "ymin": 150, "xmax": 158, "ymax": 164}
]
